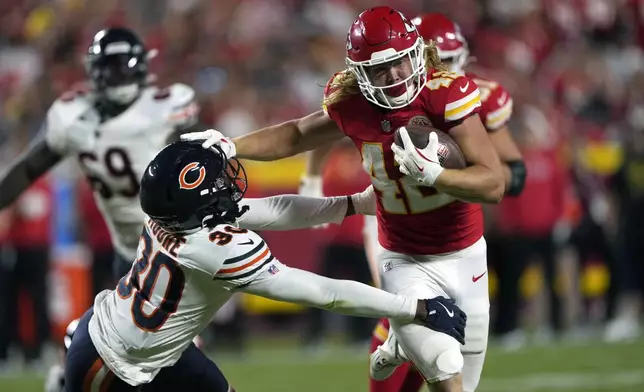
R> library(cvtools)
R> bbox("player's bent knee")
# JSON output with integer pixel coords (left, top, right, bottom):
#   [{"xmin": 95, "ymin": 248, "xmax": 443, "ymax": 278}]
[
  {"xmin": 435, "ymin": 348, "xmax": 464, "ymax": 376},
  {"xmin": 396, "ymin": 324, "xmax": 463, "ymax": 383}
]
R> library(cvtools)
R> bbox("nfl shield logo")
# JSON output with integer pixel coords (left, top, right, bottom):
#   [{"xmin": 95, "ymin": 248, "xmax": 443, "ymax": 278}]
[
  {"xmin": 268, "ymin": 264, "xmax": 280, "ymax": 275},
  {"xmin": 381, "ymin": 120, "xmax": 392, "ymax": 132}
]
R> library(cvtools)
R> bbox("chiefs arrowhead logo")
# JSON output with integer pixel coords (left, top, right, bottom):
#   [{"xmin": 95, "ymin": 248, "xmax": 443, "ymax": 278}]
[{"xmin": 398, "ymin": 12, "xmax": 417, "ymax": 33}]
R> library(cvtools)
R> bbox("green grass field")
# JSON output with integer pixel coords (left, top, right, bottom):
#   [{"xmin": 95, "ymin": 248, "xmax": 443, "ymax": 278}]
[{"xmin": 1, "ymin": 338, "xmax": 643, "ymax": 391}]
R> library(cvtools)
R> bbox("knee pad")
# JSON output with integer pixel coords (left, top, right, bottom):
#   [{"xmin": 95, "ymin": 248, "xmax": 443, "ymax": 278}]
[
  {"xmin": 394, "ymin": 323, "xmax": 463, "ymax": 383},
  {"xmin": 435, "ymin": 348, "xmax": 464, "ymax": 375}
]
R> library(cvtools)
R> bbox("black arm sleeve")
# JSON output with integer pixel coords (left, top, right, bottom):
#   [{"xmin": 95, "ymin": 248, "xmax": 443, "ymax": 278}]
[
  {"xmin": 505, "ymin": 160, "xmax": 527, "ymax": 196},
  {"xmin": 0, "ymin": 139, "xmax": 62, "ymax": 209}
]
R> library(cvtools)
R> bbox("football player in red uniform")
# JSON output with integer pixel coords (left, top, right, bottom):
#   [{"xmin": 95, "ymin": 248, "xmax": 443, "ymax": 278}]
[
  {"xmin": 365, "ymin": 13, "xmax": 526, "ymax": 392},
  {"xmin": 183, "ymin": 7, "xmax": 506, "ymax": 392}
]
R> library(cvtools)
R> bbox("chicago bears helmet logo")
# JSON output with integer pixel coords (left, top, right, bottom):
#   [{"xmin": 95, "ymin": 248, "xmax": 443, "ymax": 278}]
[{"xmin": 178, "ymin": 162, "xmax": 206, "ymax": 190}]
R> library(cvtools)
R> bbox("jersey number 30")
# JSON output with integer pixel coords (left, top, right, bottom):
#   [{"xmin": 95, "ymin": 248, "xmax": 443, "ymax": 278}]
[{"xmin": 116, "ymin": 229, "xmax": 185, "ymax": 332}]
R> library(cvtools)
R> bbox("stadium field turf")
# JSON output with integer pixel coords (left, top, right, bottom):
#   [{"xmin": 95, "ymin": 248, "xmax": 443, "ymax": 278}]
[{"xmin": 1, "ymin": 337, "xmax": 643, "ymax": 391}]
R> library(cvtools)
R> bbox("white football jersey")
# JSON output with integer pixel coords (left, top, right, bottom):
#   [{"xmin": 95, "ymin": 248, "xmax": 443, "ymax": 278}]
[
  {"xmin": 88, "ymin": 218, "xmax": 278, "ymax": 386},
  {"xmin": 44, "ymin": 84, "xmax": 199, "ymax": 259}
]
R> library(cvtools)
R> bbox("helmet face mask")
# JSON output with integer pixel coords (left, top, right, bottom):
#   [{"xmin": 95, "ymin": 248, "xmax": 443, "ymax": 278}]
[
  {"xmin": 345, "ymin": 7, "xmax": 427, "ymax": 110},
  {"xmin": 411, "ymin": 13, "xmax": 469, "ymax": 75},
  {"xmin": 437, "ymin": 53, "xmax": 468, "ymax": 74},
  {"xmin": 85, "ymin": 28, "xmax": 148, "ymax": 106},
  {"xmin": 140, "ymin": 142, "xmax": 249, "ymax": 234},
  {"xmin": 347, "ymin": 38, "xmax": 426, "ymax": 109}
]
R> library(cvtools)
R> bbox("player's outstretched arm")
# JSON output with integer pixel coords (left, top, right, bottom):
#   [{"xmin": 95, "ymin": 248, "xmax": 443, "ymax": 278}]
[
  {"xmin": 237, "ymin": 186, "xmax": 376, "ymax": 231},
  {"xmin": 0, "ymin": 138, "xmax": 62, "ymax": 209},
  {"xmin": 234, "ymin": 110, "xmax": 344, "ymax": 161},
  {"xmin": 238, "ymin": 263, "xmax": 466, "ymax": 343},
  {"xmin": 181, "ymin": 111, "xmax": 345, "ymax": 161}
]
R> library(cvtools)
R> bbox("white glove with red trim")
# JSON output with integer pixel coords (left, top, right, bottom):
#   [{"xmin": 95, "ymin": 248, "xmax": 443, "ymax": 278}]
[
  {"xmin": 391, "ymin": 127, "xmax": 444, "ymax": 186},
  {"xmin": 180, "ymin": 129, "xmax": 237, "ymax": 158}
]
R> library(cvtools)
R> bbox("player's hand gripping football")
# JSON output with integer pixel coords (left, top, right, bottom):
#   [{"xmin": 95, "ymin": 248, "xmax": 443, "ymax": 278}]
[
  {"xmin": 415, "ymin": 296, "xmax": 466, "ymax": 344},
  {"xmin": 180, "ymin": 129, "xmax": 237, "ymax": 158},
  {"xmin": 391, "ymin": 127, "xmax": 444, "ymax": 186}
]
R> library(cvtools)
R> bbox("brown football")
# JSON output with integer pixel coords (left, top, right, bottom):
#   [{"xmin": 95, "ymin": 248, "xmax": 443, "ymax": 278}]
[{"xmin": 393, "ymin": 125, "xmax": 466, "ymax": 169}]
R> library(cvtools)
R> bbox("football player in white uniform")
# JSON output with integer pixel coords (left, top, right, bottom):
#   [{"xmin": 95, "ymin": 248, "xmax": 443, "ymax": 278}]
[
  {"xmin": 0, "ymin": 27, "xmax": 204, "ymax": 279},
  {"xmin": 64, "ymin": 141, "xmax": 467, "ymax": 392}
]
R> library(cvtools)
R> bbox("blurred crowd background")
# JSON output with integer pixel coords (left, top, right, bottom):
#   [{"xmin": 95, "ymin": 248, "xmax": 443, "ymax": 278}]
[{"xmin": 0, "ymin": 0, "xmax": 643, "ymax": 372}]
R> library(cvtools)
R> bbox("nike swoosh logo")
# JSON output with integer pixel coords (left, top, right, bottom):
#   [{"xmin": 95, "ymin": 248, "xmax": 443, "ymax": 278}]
[
  {"xmin": 459, "ymin": 81, "xmax": 469, "ymax": 93},
  {"xmin": 497, "ymin": 93, "xmax": 507, "ymax": 106},
  {"xmin": 414, "ymin": 162, "xmax": 424, "ymax": 172},
  {"xmin": 239, "ymin": 239, "xmax": 255, "ymax": 246},
  {"xmin": 415, "ymin": 148, "xmax": 438, "ymax": 164},
  {"xmin": 438, "ymin": 302, "xmax": 454, "ymax": 318},
  {"xmin": 472, "ymin": 271, "xmax": 487, "ymax": 282}
]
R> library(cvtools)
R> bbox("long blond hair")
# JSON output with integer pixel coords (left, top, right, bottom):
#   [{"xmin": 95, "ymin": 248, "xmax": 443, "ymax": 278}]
[{"xmin": 322, "ymin": 40, "xmax": 446, "ymax": 108}]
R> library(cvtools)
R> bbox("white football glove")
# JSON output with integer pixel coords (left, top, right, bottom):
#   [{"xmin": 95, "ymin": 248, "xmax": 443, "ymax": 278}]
[
  {"xmin": 350, "ymin": 185, "xmax": 377, "ymax": 216},
  {"xmin": 180, "ymin": 129, "xmax": 237, "ymax": 158},
  {"xmin": 391, "ymin": 127, "xmax": 444, "ymax": 187}
]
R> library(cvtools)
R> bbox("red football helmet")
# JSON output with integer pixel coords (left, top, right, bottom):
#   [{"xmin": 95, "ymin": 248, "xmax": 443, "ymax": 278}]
[
  {"xmin": 346, "ymin": 6, "xmax": 426, "ymax": 109},
  {"xmin": 411, "ymin": 13, "xmax": 469, "ymax": 74}
]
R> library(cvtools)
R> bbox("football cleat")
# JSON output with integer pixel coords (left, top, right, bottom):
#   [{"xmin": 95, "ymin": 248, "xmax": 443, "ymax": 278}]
[{"xmin": 369, "ymin": 329, "xmax": 408, "ymax": 381}]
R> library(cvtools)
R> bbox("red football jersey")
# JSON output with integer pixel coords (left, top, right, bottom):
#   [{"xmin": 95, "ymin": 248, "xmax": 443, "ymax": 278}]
[
  {"xmin": 467, "ymin": 72, "xmax": 513, "ymax": 132},
  {"xmin": 324, "ymin": 69, "xmax": 484, "ymax": 255}
]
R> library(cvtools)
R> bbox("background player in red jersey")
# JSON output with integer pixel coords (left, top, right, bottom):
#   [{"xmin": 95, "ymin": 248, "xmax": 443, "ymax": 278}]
[
  {"xmin": 182, "ymin": 7, "xmax": 505, "ymax": 392},
  {"xmin": 365, "ymin": 13, "xmax": 528, "ymax": 392}
]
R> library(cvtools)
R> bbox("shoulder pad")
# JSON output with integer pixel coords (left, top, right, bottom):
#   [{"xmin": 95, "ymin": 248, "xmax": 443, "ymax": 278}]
[
  {"xmin": 324, "ymin": 72, "xmax": 345, "ymax": 97},
  {"xmin": 45, "ymin": 92, "xmax": 96, "ymax": 154},
  {"xmin": 158, "ymin": 83, "xmax": 199, "ymax": 128},
  {"xmin": 178, "ymin": 225, "xmax": 271, "ymax": 281},
  {"xmin": 443, "ymin": 75, "xmax": 481, "ymax": 122},
  {"xmin": 151, "ymin": 83, "xmax": 195, "ymax": 105},
  {"xmin": 212, "ymin": 226, "xmax": 274, "ymax": 286},
  {"xmin": 322, "ymin": 71, "xmax": 350, "ymax": 115},
  {"xmin": 482, "ymin": 82, "xmax": 513, "ymax": 131}
]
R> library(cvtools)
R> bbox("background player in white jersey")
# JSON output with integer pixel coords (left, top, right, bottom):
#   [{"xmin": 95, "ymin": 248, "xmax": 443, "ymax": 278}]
[
  {"xmin": 64, "ymin": 140, "xmax": 467, "ymax": 392},
  {"xmin": 0, "ymin": 27, "xmax": 204, "ymax": 279}
]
